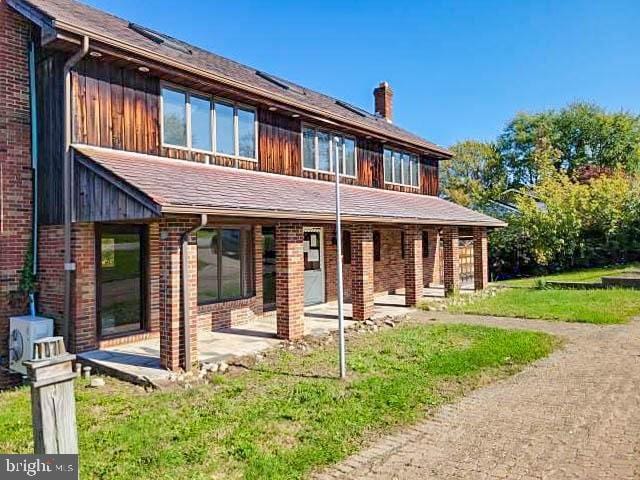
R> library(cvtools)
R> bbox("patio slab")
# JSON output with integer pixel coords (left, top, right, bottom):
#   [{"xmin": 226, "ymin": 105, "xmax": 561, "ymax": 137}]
[{"xmin": 77, "ymin": 287, "xmax": 464, "ymax": 386}]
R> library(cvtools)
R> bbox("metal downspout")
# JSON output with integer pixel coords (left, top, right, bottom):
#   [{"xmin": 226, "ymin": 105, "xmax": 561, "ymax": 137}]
[
  {"xmin": 181, "ymin": 214, "xmax": 208, "ymax": 371},
  {"xmin": 28, "ymin": 43, "xmax": 38, "ymax": 280},
  {"xmin": 63, "ymin": 36, "xmax": 89, "ymax": 347}
]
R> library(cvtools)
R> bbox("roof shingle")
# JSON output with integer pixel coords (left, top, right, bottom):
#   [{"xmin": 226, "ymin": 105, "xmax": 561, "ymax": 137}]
[
  {"xmin": 20, "ymin": 0, "xmax": 451, "ymax": 156},
  {"xmin": 73, "ymin": 145, "xmax": 505, "ymax": 227}
]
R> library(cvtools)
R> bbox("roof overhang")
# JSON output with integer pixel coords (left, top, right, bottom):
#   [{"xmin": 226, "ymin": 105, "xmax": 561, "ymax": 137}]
[{"xmin": 72, "ymin": 145, "xmax": 505, "ymax": 227}]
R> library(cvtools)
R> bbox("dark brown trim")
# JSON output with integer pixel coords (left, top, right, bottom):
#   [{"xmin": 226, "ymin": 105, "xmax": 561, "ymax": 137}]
[{"xmin": 95, "ymin": 223, "xmax": 149, "ymax": 340}]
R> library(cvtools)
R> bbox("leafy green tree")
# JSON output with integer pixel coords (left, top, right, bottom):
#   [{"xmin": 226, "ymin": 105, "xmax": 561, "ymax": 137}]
[
  {"xmin": 440, "ymin": 140, "xmax": 507, "ymax": 208},
  {"xmin": 497, "ymin": 102, "xmax": 640, "ymax": 187}
]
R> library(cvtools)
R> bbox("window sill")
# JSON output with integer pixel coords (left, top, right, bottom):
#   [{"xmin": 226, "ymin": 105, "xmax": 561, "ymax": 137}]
[{"xmin": 198, "ymin": 295, "xmax": 256, "ymax": 312}]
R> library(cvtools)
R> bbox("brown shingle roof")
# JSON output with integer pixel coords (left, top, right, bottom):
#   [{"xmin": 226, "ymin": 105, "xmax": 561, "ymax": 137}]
[
  {"xmin": 73, "ymin": 145, "xmax": 505, "ymax": 227},
  {"xmin": 18, "ymin": 0, "xmax": 451, "ymax": 156}
]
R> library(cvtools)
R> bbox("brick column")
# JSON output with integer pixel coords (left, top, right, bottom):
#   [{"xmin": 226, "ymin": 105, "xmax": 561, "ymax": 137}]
[
  {"xmin": 442, "ymin": 227, "xmax": 461, "ymax": 297},
  {"xmin": 473, "ymin": 226, "xmax": 489, "ymax": 291},
  {"xmin": 159, "ymin": 216, "xmax": 200, "ymax": 371},
  {"xmin": 70, "ymin": 224, "xmax": 97, "ymax": 353},
  {"xmin": 350, "ymin": 224, "xmax": 374, "ymax": 321},
  {"xmin": 403, "ymin": 225, "xmax": 423, "ymax": 306},
  {"xmin": 275, "ymin": 223, "xmax": 304, "ymax": 340},
  {"xmin": 423, "ymin": 228, "xmax": 440, "ymax": 287}
]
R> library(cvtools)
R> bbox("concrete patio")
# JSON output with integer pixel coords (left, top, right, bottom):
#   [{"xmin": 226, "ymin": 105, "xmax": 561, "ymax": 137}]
[{"xmin": 78, "ymin": 287, "xmax": 468, "ymax": 385}]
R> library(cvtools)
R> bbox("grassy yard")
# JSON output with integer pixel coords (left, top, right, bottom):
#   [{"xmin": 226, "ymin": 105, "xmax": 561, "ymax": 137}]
[
  {"xmin": 448, "ymin": 288, "xmax": 640, "ymax": 324},
  {"xmin": 0, "ymin": 323, "xmax": 555, "ymax": 480},
  {"xmin": 495, "ymin": 263, "xmax": 640, "ymax": 288}
]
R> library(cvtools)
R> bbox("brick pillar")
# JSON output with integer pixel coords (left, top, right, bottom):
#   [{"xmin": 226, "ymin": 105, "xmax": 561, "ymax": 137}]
[
  {"xmin": 0, "ymin": 1, "xmax": 32, "ymax": 388},
  {"xmin": 473, "ymin": 226, "xmax": 489, "ymax": 291},
  {"xmin": 403, "ymin": 225, "xmax": 423, "ymax": 306},
  {"xmin": 442, "ymin": 227, "xmax": 461, "ymax": 297},
  {"xmin": 159, "ymin": 217, "xmax": 199, "ymax": 371},
  {"xmin": 350, "ymin": 224, "xmax": 374, "ymax": 321},
  {"xmin": 423, "ymin": 228, "xmax": 440, "ymax": 287},
  {"xmin": 70, "ymin": 223, "xmax": 97, "ymax": 353},
  {"xmin": 276, "ymin": 223, "xmax": 304, "ymax": 340}
]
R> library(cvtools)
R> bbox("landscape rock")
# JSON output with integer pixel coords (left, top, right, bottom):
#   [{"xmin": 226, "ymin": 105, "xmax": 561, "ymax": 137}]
[{"xmin": 89, "ymin": 377, "xmax": 105, "ymax": 388}]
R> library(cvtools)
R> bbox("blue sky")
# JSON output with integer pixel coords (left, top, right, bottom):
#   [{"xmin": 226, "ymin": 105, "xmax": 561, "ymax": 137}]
[{"xmin": 84, "ymin": 0, "xmax": 640, "ymax": 148}]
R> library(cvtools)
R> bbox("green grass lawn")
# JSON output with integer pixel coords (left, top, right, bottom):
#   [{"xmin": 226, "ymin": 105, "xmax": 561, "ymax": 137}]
[
  {"xmin": 449, "ymin": 288, "xmax": 640, "ymax": 324},
  {"xmin": 495, "ymin": 263, "xmax": 640, "ymax": 288},
  {"xmin": 0, "ymin": 323, "xmax": 555, "ymax": 480}
]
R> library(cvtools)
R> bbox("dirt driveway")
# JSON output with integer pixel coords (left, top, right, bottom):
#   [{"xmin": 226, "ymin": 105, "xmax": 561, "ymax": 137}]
[{"xmin": 317, "ymin": 312, "xmax": 640, "ymax": 480}]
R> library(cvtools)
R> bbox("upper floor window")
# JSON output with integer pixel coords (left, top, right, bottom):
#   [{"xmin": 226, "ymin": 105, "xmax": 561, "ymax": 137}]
[
  {"xmin": 161, "ymin": 85, "xmax": 257, "ymax": 160},
  {"xmin": 302, "ymin": 126, "xmax": 356, "ymax": 177},
  {"xmin": 383, "ymin": 148, "xmax": 420, "ymax": 187}
]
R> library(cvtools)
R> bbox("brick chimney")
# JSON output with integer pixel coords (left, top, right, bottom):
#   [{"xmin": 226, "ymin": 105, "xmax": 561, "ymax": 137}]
[{"xmin": 373, "ymin": 81, "xmax": 393, "ymax": 122}]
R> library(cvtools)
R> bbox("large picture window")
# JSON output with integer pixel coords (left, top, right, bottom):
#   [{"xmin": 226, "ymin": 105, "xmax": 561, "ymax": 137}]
[
  {"xmin": 161, "ymin": 85, "xmax": 257, "ymax": 160},
  {"xmin": 197, "ymin": 228, "xmax": 254, "ymax": 305},
  {"xmin": 383, "ymin": 148, "xmax": 420, "ymax": 187},
  {"xmin": 302, "ymin": 126, "xmax": 357, "ymax": 177}
]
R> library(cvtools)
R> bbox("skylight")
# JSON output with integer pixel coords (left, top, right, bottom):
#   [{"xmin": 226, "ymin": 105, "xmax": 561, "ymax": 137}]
[
  {"xmin": 256, "ymin": 70, "xmax": 306, "ymax": 95},
  {"xmin": 335, "ymin": 100, "xmax": 369, "ymax": 117},
  {"xmin": 129, "ymin": 23, "xmax": 193, "ymax": 55}
]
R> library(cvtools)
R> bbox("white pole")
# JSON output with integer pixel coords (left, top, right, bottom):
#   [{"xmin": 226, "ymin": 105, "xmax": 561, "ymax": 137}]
[{"xmin": 335, "ymin": 146, "xmax": 346, "ymax": 379}]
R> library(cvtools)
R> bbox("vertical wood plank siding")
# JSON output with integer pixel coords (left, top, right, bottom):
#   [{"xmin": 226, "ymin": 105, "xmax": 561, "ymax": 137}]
[
  {"xmin": 72, "ymin": 58, "xmax": 159, "ymax": 154},
  {"xmin": 68, "ymin": 58, "xmax": 440, "ymax": 199},
  {"xmin": 258, "ymin": 109, "xmax": 301, "ymax": 176},
  {"xmin": 37, "ymin": 51, "xmax": 66, "ymax": 225}
]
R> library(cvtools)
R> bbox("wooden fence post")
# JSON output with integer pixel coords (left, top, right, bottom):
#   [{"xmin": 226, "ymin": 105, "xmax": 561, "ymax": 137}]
[{"xmin": 24, "ymin": 337, "xmax": 79, "ymax": 454}]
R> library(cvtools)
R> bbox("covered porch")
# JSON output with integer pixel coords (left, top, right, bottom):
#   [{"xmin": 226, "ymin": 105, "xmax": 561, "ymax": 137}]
[{"xmin": 65, "ymin": 146, "xmax": 503, "ymax": 376}]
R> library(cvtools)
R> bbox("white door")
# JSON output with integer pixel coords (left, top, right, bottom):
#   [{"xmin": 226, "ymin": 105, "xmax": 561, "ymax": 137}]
[{"xmin": 303, "ymin": 227, "xmax": 325, "ymax": 305}]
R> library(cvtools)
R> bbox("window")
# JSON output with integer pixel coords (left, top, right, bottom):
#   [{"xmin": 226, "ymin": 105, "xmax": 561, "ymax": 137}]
[
  {"xmin": 373, "ymin": 231, "xmax": 381, "ymax": 262},
  {"xmin": 422, "ymin": 231, "xmax": 429, "ymax": 258},
  {"xmin": 197, "ymin": 228, "xmax": 254, "ymax": 304},
  {"xmin": 302, "ymin": 126, "xmax": 357, "ymax": 176},
  {"xmin": 384, "ymin": 148, "xmax": 420, "ymax": 187},
  {"xmin": 400, "ymin": 231, "xmax": 405, "ymax": 259},
  {"xmin": 161, "ymin": 85, "xmax": 257, "ymax": 160},
  {"xmin": 162, "ymin": 88, "xmax": 187, "ymax": 147},
  {"xmin": 342, "ymin": 230, "xmax": 351, "ymax": 265}
]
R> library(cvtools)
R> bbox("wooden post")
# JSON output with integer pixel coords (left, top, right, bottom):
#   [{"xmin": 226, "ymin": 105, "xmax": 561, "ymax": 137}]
[{"xmin": 24, "ymin": 337, "xmax": 79, "ymax": 454}]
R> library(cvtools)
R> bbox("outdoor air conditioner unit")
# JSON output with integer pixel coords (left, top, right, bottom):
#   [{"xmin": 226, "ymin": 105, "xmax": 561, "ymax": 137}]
[{"xmin": 9, "ymin": 315, "xmax": 54, "ymax": 375}]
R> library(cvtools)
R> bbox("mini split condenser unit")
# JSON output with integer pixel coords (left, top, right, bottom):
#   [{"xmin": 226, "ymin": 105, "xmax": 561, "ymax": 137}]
[{"xmin": 9, "ymin": 315, "xmax": 54, "ymax": 375}]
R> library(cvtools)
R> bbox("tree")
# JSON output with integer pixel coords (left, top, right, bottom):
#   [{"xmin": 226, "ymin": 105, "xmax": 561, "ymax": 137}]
[
  {"xmin": 497, "ymin": 102, "xmax": 640, "ymax": 188},
  {"xmin": 440, "ymin": 140, "xmax": 507, "ymax": 208}
]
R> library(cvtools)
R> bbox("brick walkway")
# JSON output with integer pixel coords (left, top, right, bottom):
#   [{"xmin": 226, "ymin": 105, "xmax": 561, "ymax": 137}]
[{"xmin": 316, "ymin": 312, "xmax": 640, "ymax": 480}]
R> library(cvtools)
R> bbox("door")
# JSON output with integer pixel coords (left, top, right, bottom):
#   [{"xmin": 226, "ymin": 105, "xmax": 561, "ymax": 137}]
[
  {"xmin": 97, "ymin": 225, "xmax": 146, "ymax": 338},
  {"xmin": 303, "ymin": 227, "xmax": 325, "ymax": 305},
  {"xmin": 262, "ymin": 227, "xmax": 276, "ymax": 311},
  {"xmin": 459, "ymin": 238, "xmax": 475, "ymax": 286}
]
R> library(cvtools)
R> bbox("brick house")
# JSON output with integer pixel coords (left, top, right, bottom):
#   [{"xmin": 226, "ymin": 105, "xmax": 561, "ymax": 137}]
[{"xmin": 0, "ymin": 0, "xmax": 504, "ymax": 384}]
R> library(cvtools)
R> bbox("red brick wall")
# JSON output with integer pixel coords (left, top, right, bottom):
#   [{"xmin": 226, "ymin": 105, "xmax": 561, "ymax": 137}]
[
  {"xmin": 350, "ymin": 225, "xmax": 374, "ymax": 320},
  {"xmin": 423, "ymin": 228, "xmax": 442, "ymax": 287},
  {"xmin": 442, "ymin": 227, "xmax": 461, "ymax": 296},
  {"xmin": 0, "ymin": 0, "xmax": 32, "ymax": 388},
  {"xmin": 275, "ymin": 223, "xmax": 304, "ymax": 340},
  {"xmin": 38, "ymin": 225, "xmax": 64, "ymax": 330},
  {"xmin": 403, "ymin": 225, "xmax": 423, "ymax": 306},
  {"xmin": 70, "ymin": 223, "xmax": 97, "ymax": 353}
]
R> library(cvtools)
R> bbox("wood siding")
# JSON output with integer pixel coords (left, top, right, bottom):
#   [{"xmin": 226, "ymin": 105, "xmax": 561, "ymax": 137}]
[
  {"xmin": 66, "ymin": 58, "xmax": 440, "ymax": 205},
  {"xmin": 72, "ymin": 58, "xmax": 160, "ymax": 154},
  {"xmin": 74, "ymin": 153, "xmax": 159, "ymax": 222},
  {"xmin": 37, "ymin": 51, "xmax": 66, "ymax": 225}
]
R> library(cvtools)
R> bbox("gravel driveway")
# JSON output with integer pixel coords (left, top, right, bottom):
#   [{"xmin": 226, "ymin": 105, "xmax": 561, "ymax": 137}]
[{"xmin": 316, "ymin": 311, "xmax": 640, "ymax": 480}]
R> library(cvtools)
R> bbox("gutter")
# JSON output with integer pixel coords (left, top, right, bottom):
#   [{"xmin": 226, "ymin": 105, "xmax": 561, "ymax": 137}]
[
  {"xmin": 62, "ymin": 36, "xmax": 89, "ymax": 347},
  {"xmin": 28, "ymin": 42, "xmax": 38, "ymax": 284},
  {"xmin": 180, "ymin": 214, "xmax": 208, "ymax": 371}
]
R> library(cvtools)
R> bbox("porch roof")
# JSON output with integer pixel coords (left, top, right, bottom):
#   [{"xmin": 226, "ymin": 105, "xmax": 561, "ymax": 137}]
[{"xmin": 73, "ymin": 145, "xmax": 506, "ymax": 227}]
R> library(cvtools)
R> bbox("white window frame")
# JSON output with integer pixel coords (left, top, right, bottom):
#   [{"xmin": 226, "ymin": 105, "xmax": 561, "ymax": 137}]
[
  {"xmin": 301, "ymin": 123, "xmax": 357, "ymax": 178},
  {"xmin": 383, "ymin": 147, "xmax": 420, "ymax": 188},
  {"xmin": 160, "ymin": 82, "xmax": 258, "ymax": 162}
]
